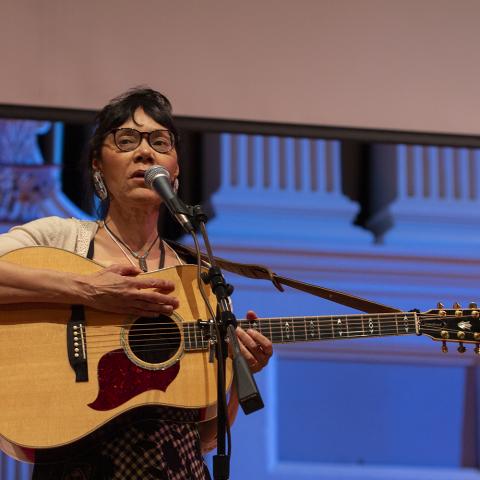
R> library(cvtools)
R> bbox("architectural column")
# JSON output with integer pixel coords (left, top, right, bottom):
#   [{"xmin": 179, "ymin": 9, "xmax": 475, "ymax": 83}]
[
  {"xmin": 204, "ymin": 132, "xmax": 370, "ymax": 249},
  {"xmin": 385, "ymin": 143, "xmax": 480, "ymax": 256}
]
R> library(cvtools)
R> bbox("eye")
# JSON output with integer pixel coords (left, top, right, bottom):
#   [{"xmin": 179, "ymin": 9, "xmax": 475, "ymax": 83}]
[
  {"xmin": 152, "ymin": 138, "xmax": 169, "ymax": 147},
  {"xmin": 150, "ymin": 131, "xmax": 173, "ymax": 150},
  {"xmin": 115, "ymin": 129, "xmax": 139, "ymax": 149}
]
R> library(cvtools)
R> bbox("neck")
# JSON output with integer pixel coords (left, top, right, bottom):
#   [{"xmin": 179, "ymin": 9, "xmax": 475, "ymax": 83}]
[
  {"xmin": 183, "ymin": 312, "xmax": 419, "ymax": 351},
  {"xmin": 105, "ymin": 203, "xmax": 162, "ymax": 250}
]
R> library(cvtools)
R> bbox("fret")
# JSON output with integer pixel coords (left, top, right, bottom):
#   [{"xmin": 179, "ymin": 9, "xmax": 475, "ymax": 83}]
[
  {"xmin": 395, "ymin": 313, "xmax": 399, "ymax": 335},
  {"xmin": 330, "ymin": 316, "xmax": 335, "ymax": 338},
  {"xmin": 316, "ymin": 317, "xmax": 322, "ymax": 340},
  {"xmin": 302, "ymin": 316, "xmax": 319, "ymax": 341},
  {"xmin": 189, "ymin": 323, "xmax": 193, "ymax": 349},
  {"xmin": 293, "ymin": 317, "xmax": 307, "ymax": 342},
  {"xmin": 200, "ymin": 325, "xmax": 205, "ymax": 349},
  {"xmin": 268, "ymin": 318, "xmax": 273, "ymax": 342},
  {"xmin": 377, "ymin": 314, "xmax": 381, "ymax": 336},
  {"xmin": 361, "ymin": 314, "xmax": 365, "ymax": 336},
  {"xmin": 283, "ymin": 319, "xmax": 293, "ymax": 342},
  {"xmin": 344, "ymin": 314, "xmax": 361, "ymax": 337},
  {"xmin": 269, "ymin": 319, "xmax": 283, "ymax": 343},
  {"xmin": 292, "ymin": 317, "xmax": 305, "ymax": 342},
  {"xmin": 347, "ymin": 315, "xmax": 364, "ymax": 338},
  {"xmin": 303, "ymin": 317, "xmax": 310, "ymax": 341},
  {"xmin": 193, "ymin": 321, "xmax": 198, "ymax": 349},
  {"xmin": 185, "ymin": 324, "xmax": 191, "ymax": 349},
  {"xmin": 334, "ymin": 317, "xmax": 346, "ymax": 338},
  {"xmin": 367, "ymin": 315, "xmax": 375, "ymax": 336}
]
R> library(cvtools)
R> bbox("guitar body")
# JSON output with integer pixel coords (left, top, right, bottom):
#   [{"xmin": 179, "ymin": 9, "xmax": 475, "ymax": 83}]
[{"xmin": 0, "ymin": 247, "xmax": 230, "ymax": 462}]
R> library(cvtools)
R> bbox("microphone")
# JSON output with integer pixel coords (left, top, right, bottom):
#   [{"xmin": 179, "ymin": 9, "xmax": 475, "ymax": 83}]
[{"xmin": 144, "ymin": 166, "xmax": 194, "ymax": 233}]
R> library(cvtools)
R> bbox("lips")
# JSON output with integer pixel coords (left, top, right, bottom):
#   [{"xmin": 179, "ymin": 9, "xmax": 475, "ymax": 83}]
[{"xmin": 130, "ymin": 170, "xmax": 147, "ymax": 179}]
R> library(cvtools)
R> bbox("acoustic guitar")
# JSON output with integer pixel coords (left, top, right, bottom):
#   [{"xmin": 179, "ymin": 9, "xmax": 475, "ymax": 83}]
[{"xmin": 0, "ymin": 247, "xmax": 476, "ymax": 462}]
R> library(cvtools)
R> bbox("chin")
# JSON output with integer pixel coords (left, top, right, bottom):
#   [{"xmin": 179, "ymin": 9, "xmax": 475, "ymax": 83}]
[{"xmin": 127, "ymin": 190, "xmax": 161, "ymax": 206}]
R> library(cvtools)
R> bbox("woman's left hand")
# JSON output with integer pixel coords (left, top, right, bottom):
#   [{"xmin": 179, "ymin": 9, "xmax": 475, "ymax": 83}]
[{"xmin": 236, "ymin": 310, "xmax": 273, "ymax": 373}]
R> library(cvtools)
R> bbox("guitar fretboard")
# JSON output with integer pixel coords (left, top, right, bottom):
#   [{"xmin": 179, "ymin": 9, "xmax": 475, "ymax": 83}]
[{"xmin": 183, "ymin": 312, "xmax": 418, "ymax": 351}]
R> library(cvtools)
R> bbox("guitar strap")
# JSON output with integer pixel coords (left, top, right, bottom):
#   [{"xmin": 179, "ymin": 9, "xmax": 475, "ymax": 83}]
[{"xmin": 166, "ymin": 240, "xmax": 401, "ymax": 314}]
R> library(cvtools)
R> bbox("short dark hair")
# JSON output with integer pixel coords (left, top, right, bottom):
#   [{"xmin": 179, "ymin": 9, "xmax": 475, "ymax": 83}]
[{"xmin": 84, "ymin": 86, "xmax": 179, "ymax": 216}]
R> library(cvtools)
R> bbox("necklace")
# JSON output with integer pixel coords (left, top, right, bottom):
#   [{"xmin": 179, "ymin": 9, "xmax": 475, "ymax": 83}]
[{"xmin": 103, "ymin": 223, "xmax": 162, "ymax": 272}]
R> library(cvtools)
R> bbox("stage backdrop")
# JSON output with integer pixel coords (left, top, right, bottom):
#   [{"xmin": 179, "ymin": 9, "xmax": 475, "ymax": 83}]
[{"xmin": 2, "ymin": 0, "xmax": 480, "ymax": 135}]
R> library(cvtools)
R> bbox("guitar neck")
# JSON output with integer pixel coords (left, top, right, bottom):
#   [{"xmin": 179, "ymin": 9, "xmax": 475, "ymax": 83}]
[{"xmin": 184, "ymin": 312, "xmax": 418, "ymax": 350}]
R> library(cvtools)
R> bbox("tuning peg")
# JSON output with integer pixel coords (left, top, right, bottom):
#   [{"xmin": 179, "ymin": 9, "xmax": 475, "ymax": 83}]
[
  {"xmin": 442, "ymin": 341, "xmax": 448, "ymax": 353},
  {"xmin": 475, "ymin": 344, "xmax": 480, "ymax": 355},
  {"xmin": 457, "ymin": 342, "xmax": 466, "ymax": 353},
  {"xmin": 453, "ymin": 302, "xmax": 462, "ymax": 309},
  {"xmin": 469, "ymin": 302, "xmax": 478, "ymax": 309},
  {"xmin": 437, "ymin": 302, "xmax": 445, "ymax": 309}
]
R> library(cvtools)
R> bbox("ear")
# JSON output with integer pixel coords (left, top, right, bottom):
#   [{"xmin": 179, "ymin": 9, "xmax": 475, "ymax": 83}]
[{"xmin": 92, "ymin": 157, "xmax": 102, "ymax": 173}]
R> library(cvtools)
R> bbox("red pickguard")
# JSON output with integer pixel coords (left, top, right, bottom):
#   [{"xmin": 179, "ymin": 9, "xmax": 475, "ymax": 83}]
[{"xmin": 88, "ymin": 349, "xmax": 180, "ymax": 411}]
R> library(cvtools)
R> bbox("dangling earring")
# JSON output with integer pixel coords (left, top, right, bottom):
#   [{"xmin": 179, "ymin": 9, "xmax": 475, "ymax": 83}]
[
  {"xmin": 173, "ymin": 177, "xmax": 179, "ymax": 193},
  {"xmin": 93, "ymin": 170, "xmax": 108, "ymax": 200}
]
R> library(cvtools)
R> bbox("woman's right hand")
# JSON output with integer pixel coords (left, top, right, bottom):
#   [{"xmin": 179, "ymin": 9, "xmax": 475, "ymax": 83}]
[{"xmin": 76, "ymin": 264, "xmax": 179, "ymax": 317}]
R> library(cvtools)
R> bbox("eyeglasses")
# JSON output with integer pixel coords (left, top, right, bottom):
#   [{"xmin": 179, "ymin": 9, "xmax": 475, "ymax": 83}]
[{"xmin": 111, "ymin": 128, "xmax": 175, "ymax": 154}]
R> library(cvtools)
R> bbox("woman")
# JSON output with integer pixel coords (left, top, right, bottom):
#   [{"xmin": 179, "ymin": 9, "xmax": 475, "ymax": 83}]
[{"xmin": 0, "ymin": 87, "xmax": 272, "ymax": 479}]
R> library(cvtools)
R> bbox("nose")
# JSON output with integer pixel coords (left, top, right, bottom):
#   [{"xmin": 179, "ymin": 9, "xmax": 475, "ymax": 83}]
[{"xmin": 133, "ymin": 137, "xmax": 156, "ymax": 163}]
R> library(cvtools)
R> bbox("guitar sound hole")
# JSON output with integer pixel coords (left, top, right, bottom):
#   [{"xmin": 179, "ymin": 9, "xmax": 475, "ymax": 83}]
[{"xmin": 128, "ymin": 315, "xmax": 181, "ymax": 364}]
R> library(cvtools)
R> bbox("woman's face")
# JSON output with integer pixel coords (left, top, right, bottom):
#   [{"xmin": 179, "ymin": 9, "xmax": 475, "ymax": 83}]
[{"xmin": 93, "ymin": 107, "xmax": 179, "ymax": 209}]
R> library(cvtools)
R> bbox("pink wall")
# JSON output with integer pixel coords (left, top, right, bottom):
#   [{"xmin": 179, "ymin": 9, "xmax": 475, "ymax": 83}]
[{"xmin": 1, "ymin": 0, "xmax": 480, "ymax": 135}]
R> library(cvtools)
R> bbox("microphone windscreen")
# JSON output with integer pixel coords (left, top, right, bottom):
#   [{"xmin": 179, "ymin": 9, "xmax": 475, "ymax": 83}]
[{"xmin": 144, "ymin": 165, "xmax": 170, "ymax": 189}]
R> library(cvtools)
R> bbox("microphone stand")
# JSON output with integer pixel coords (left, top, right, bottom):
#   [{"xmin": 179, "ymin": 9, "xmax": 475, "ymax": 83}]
[{"xmin": 186, "ymin": 205, "xmax": 265, "ymax": 480}]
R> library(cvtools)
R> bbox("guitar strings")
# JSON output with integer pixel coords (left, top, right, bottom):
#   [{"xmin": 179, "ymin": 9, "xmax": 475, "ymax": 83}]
[
  {"xmin": 79, "ymin": 316, "xmax": 452, "ymax": 346},
  {"xmin": 76, "ymin": 318, "xmax": 447, "ymax": 353},
  {"xmin": 84, "ymin": 319, "xmax": 419, "ymax": 339},
  {"xmin": 82, "ymin": 311, "xmax": 443, "ymax": 333},
  {"xmin": 28, "ymin": 312, "xmax": 461, "ymax": 353},
  {"xmin": 82, "ymin": 312, "xmax": 445, "ymax": 339}
]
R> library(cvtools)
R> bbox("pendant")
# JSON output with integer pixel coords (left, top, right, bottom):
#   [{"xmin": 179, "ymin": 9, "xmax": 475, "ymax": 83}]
[{"xmin": 138, "ymin": 257, "xmax": 148, "ymax": 272}]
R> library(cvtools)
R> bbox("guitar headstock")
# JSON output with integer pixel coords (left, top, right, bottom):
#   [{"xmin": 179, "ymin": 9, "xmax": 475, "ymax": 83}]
[{"xmin": 419, "ymin": 302, "xmax": 480, "ymax": 354}]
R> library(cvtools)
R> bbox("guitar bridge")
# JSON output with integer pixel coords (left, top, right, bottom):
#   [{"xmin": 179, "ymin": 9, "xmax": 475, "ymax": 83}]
[{"xmin": 67, "ymin": 305, "xmax": 88, "ymax": 382}]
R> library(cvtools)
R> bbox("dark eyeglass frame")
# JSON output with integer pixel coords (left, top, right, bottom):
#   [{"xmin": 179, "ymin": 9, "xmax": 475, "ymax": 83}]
[{"xmin": 110, "ymin": 128, "xmax": 175, "ymax": 153}]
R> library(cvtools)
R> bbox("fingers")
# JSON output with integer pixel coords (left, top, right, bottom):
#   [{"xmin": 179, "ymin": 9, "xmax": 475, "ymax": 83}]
[
  {"xmin": 104, "ymin": 265, "xmax": 176, "ymax": 293},
  {"xmin": 130, "ymin": 276, "xmax": 176, "ymax": 294},
  {"xmin": 134, "ymin": 290, "xmax": 179, "ymax": 310},
  {"xmin": 244, "ymin": 328, "xmax": 273, "ymax": 357},
  {"xmin": 126, "ymin": 300, "xmax": 178, "ymax": 317},
  {"xmin": 87, "ymin": 267, "xmax": 179, "ymax": 316},
  {"xmin": 236, "ymin": 324, "xmax": 273, "ymax": 373},
  {"xmin": 104, "ymin": 264, "xmax": 142, "ymax": 276}
]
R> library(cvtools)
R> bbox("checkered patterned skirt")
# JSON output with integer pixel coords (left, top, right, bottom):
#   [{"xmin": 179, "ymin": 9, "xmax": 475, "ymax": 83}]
[{"xmin": 32, "ymin": 407, "xmax": 211, "ymax": 480}]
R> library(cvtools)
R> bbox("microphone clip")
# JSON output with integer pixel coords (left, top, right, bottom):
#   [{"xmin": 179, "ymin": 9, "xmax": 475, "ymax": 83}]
[{"xmin": 185, "ymin": 204, "xmax": 209, "ymax": 230}]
